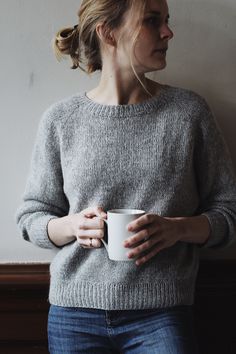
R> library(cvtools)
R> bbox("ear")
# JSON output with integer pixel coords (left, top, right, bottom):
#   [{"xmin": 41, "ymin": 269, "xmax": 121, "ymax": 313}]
[{"xmin": 96, "ymin": 23, "xmax": 116, "ymax": 47}]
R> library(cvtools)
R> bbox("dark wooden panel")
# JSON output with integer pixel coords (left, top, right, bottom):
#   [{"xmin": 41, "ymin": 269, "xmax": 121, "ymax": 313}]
[
  {"xmin": 0, "ymin": 264, "xmax": 50, "ymax": 353},
  {"xmin": 0, "ymin": 261, "xmax": 236, "ymax": 353},
  {"xmin": 195, "ymin": 260, "xmax": 236, "ymax": 354},
  {"xmin": 0, "ymin": 341, "xmax": 48, "ymax": 354}
]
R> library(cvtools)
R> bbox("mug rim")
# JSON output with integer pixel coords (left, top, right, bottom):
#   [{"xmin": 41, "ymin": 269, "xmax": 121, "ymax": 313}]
[{"xmin": 107, "ymin": 209, "xmax": 145, "ymax": 215}]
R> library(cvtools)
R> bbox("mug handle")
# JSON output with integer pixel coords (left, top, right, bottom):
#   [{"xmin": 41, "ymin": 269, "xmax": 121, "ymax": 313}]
[{"xmin": 100, "ymin": 218, "xmax": 108, "ymax": 251}]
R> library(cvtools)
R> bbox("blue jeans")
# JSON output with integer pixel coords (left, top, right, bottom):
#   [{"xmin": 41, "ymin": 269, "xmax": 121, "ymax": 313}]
[{"xmin": 48, "ymin": 305, "xmax": 199, "ymax": 354}]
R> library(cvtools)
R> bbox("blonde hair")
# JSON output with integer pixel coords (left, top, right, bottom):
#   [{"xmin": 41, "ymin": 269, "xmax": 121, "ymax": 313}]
[{"xmin": 53, "ymin": 0, "xmax": 151, "ymax": 94}]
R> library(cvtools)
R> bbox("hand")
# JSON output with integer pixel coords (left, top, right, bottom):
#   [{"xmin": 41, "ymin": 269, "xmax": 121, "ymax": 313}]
[
  {"xmin": 123, "ymin": 213, "xmax": 181, "ymax": 266},
  {"xmin": 69, "ymin": 206, "xmax": 107, "ymax": 248}
]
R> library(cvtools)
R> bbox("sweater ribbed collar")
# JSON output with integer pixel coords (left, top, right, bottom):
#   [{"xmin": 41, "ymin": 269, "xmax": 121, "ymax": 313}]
[{"xmin": 76, "ymin": 85, "xmax": 172, "ymax": 118}]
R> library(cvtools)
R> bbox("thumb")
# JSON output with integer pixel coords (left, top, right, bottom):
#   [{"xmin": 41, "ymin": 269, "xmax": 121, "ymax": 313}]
[{"xmin": 95, "ymin": 206, "xmax": 107, "ymax": 218}]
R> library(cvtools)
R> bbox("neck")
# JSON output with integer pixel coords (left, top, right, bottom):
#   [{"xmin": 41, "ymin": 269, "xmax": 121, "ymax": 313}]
[{"xmin": 86, "ymin": 65, "xmax": 163, "ymax": 106}]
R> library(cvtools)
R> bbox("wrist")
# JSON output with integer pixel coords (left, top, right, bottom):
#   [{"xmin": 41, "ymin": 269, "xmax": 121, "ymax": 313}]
[
  {"xmin": 47, "ymin": 215, "xmax": 76, "ymax": 247},
  {"xmin": 168, "ymin": 215, "xmax": 211, "ymax": 245},
  {"xmin": 64, "ymin": 214, "xmax": 76, "ymax": 239}
]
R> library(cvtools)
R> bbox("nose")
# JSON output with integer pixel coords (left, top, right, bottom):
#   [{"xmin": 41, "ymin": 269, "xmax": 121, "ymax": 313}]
[{"xmin": 159, "ymin": 23, "xmax": 174, "ymax": 40}]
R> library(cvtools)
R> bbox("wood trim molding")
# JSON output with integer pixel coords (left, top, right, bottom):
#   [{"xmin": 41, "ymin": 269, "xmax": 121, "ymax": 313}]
[
  {"xmin": 0, "ymin": 259, "xmax": 236, "ymax": 286},
  {"xmin": 0, "ymin": 259, "xmax": 236, "ymax": 287},
  {"xmin": 0, "ymin": 263, "xmax": 50, "ymax": 285}
]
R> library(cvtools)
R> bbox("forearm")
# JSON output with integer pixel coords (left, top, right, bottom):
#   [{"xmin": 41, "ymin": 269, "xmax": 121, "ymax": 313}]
[
  {"xmin": 47, "ymin": 216, "xmax": 76, "ymax": 247},
  {"xmin": 170, "ymin": 215, "xmax": 211, "ymax": 245}
]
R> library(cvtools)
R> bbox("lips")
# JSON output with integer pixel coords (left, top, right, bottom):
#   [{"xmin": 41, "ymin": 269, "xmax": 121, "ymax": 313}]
[{"xmin": 155, "ymin": 48, "xmax": 168, "ymax": 53}]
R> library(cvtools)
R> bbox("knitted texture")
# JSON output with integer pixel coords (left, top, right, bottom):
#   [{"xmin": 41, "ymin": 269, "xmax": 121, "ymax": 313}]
[{"xmin": 15, "ymin": 85, "xmax": 236, "ymax": 310}]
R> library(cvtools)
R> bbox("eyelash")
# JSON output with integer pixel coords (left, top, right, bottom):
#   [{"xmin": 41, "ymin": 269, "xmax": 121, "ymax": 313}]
[{"xmin": 145, "ymin": 17, "xmax": 169, "ymax": 26}]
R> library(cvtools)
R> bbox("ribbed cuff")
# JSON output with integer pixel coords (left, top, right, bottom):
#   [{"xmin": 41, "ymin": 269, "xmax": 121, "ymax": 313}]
[
  {"xmin": 199, "ymin": 211, "xmax": 228, "ymax": 249},
  {"xmin": 30, "ymin": 214, "xmax": 62, "ymax": 249}
]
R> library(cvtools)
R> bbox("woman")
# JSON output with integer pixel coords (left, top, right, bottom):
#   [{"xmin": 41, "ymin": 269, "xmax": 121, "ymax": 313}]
[{"xmin": 15, "ymin": 0, "xmax": 236, "ymax": 353}]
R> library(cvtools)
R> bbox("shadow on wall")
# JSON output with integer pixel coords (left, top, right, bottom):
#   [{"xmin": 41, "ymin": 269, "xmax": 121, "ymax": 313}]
[
  {"xmin": 154, "ymin": 0, "xmax": 236, "ymax": 137},
  {"xmin": 153, "ymin": 0, "xmax": 236, "ymax": 258},
  {"xmin": 159, "ymin": 0, "xmax": 236, "ymax": 161}
]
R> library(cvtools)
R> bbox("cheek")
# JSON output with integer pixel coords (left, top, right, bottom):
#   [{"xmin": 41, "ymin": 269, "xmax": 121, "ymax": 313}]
[
  {"xmin": 134, "ymin": 39, "xmax": 153, "ymax": 58},
  {"xmin": 135, "ymin": 33, "xmax": 158, "ymax": 52}
]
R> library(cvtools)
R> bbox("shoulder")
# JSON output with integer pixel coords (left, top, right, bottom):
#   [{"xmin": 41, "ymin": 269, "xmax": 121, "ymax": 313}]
[
  {"xmin": 164, "ymin": 85, "xmax": 212, "ymax": 120},
  {"xmin": 166, "ymin": 86, "xmax": 224, "ymax": 143},
  {"xmin": 33, "ymin": 92, "xmax": 83, "ymax": 145},
  {"xmin": 39, "ymin": 92, "xmax": 83, "ymax": 130}
]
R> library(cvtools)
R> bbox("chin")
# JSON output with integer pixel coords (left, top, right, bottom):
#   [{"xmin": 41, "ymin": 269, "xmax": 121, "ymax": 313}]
[
  {"xmin": 147, "ymin": 61, "xmax": 167, "ymax": 72},
  {"xmin": 156, "ymin": 60, "xmax": 167, "ymax": 70},
  {"xmin": 149, "ymin": 57, "xmax": 167, "ymax": 71},
  {"xmin": 138, "ymin": 59, "xmax": 167, "ymax": 74},
  {"xmin": 159, "ymin": 62, "xmax": 167, "ymax": 70}
]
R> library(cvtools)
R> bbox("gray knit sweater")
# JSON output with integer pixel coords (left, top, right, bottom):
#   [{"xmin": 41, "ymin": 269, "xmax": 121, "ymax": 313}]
[{"xmin": 15, "ymin": 85, "xmax": 236, "ymax": 310}]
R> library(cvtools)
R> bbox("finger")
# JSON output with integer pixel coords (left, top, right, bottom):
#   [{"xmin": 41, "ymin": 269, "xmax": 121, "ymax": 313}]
[
  {"xmin": 79, "ymin": 217, "xmax": 105, "ymax": 230},
  {"xmin": 123, "ymin": 223, "xmax": 158, "ymax": 247},
  {"xmin": 127, "ymin": 213, "xmax": 159, "ymax": 232},
  {"xmin": 126, "ymin": 235, "xmax": 158, "ymax": 259},
  {"xmin": 136, "ymin": 242, "xmax": 165, "ymax": 265},
  {"xmin": 82, "ymin": 206, "xmax": 107, "ymax": 218},
  {"xmin": 79, "ymin": 238, "xmax": 102, "ymax": 248},
  {"xmin": 77, "ymin": 228, "xmax": 104, "ymax": 239}
]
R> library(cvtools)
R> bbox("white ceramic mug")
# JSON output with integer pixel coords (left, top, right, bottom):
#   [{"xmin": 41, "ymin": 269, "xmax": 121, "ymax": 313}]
[{"xmin": 101, "ymin": 209, "xmax": 145, "ymax": 261}]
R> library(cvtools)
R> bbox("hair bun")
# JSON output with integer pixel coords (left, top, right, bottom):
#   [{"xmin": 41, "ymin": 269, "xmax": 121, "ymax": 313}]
[{"xmin": 54, "ymin": 26, "xmax": 78, "ymax": 56}]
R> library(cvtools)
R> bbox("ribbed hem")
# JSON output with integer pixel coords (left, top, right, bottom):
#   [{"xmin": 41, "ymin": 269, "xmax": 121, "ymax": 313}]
[
  {"xmin": 75, "ymin": 85, "xmax": 173, "ymax": 118},
  {"xmin": 49, "ymin": 278, "xmax": 196, "ymax": 310}
]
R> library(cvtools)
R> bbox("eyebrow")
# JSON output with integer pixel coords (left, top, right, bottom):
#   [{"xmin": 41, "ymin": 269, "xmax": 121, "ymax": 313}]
[{"xmin": 145, "ymin": 11, "xmax": 170, "ymax": 19}]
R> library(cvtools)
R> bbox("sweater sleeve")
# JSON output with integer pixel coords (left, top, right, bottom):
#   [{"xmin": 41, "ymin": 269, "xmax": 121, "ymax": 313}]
[
  {"xmin": 15, "ymin": 105, "xmax": 69, "ymax": 249},
  {"xmin": 194, "ymin": 111, "xmax": 236, "ymax": 249}
]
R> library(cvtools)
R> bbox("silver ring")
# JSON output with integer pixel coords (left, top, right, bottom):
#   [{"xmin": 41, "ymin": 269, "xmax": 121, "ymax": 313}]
[{"xmin": 89, "ymin": 238, "xmax": 93, "ymax": 247}]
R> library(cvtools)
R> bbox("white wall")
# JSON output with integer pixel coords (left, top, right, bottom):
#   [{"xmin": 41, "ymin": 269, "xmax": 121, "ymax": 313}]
[{"xmin": 1, "ymin": 0, "xmax": 236, "ymax": 262}]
